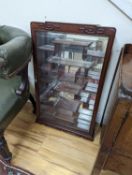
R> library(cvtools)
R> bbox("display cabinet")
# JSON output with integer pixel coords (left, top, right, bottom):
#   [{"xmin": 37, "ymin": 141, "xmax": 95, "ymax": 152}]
[{"xmin": 31, "ymin": 21, "xmax": 116, "ymax": 139}]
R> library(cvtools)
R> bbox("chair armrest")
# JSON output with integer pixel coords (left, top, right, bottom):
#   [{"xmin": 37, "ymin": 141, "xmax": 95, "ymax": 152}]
[{"xmin": 0, "ymin": 36, "xmax": 31, "ymax": 78}]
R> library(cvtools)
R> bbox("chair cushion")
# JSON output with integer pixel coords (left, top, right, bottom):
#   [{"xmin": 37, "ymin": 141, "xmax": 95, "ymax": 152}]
[{"xmin": 0, "ymin": 76, "xmax": 29, "ymax": 129}]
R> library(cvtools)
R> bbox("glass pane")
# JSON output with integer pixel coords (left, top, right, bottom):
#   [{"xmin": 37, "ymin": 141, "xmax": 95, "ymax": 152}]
[{"xmin": 36, "ymin": 31, "xmax": 108, "ymax": 132}]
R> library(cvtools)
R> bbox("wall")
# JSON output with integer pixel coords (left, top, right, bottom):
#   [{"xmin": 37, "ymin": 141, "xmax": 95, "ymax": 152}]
[{"xmin": 0, "ymin": 0, "xmax": 132, "ymax": 123}]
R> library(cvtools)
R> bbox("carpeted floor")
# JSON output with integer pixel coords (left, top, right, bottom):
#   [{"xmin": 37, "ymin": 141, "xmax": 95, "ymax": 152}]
[{"xmin": 0, "ymin": 156, "xmax": 34, "ymax": 175}]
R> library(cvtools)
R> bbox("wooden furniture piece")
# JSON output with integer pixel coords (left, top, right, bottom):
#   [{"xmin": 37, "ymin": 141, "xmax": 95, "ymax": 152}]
[
  {"xmin": 31, "ymin": 21, "xmax": 116, "ymax": 140},
  {"xmin": 92, "ymin": 44, "xmax": 132, "ymax": 174}
]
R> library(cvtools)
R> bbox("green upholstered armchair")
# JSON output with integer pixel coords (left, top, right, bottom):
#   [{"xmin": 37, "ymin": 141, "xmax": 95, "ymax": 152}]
[{"xmin": 0, "ymin": 25, "xmax": 32, "ymax": 161}]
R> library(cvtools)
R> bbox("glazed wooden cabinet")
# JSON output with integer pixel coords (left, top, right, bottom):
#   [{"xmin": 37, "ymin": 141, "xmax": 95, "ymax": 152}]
[
  {"xmin": 31, "ymin": 21, "xmax": 116, "ymax": 139},
  {"xmin": 92, "ymin": 44, "xmax": 132, "ymax": 174}
]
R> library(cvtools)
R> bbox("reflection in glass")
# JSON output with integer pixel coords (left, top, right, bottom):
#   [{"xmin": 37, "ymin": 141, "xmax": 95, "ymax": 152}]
[{"xmin": 36, "ymin": 31, "xmax": 108, "ymax": 131}]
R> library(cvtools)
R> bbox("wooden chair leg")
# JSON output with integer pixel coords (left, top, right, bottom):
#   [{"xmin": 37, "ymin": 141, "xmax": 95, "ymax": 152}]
[
  {"xmin": 0, "ymin": 131, "xmax": 12, "ymax": 162},
  {"xmin": 29, "ymin": 93, "xmax": 36, "ymax": 114}
]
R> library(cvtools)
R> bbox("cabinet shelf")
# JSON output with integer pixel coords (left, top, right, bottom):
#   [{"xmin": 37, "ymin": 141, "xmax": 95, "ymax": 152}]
[
  {"xmin": 54, "ymin": 81, "xmax": 81, "ymax": 94},
  {"xmin": 53, "ymin": 38, "xmax": 93, "ymax": 47},
  {"xmin": 40, "ymin": 97, "xmax": 80, "ymax": 124},
  {"xmin": 48, "ymin": 56, "xmax": 96, "ymax": 68},
  {"xmin": 38, "ymin": 44, "xmax": 55, "ymax": 51},
  {"xmin": 87, "ymin": 49, "xmax": 105, "ymax": 58}
]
